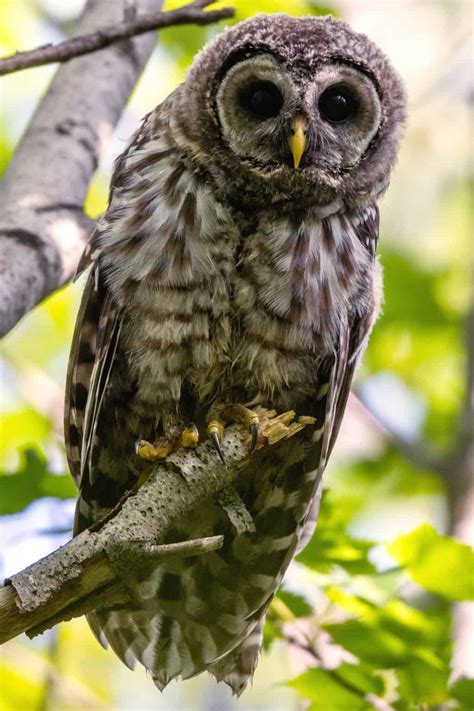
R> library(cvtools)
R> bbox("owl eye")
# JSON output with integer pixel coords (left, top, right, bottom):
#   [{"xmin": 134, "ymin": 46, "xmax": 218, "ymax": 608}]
[
  {"xmin": 239, "ymin": 80, "xmax": 284, "ymax": 120},
  {"xmin": 318, "ymin": 84, "xmax": 359, "ymax": 123}
]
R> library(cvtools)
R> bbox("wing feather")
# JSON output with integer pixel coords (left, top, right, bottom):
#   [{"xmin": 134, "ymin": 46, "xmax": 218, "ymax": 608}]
[
  {"xmin": 298, "ymin": 205, "xmax": 380, "ymax": 551},
  {"xmin": 64, "ymin": 265, "xmax": 100, "ymax": 486},
  {"xmin": 65, "ymin": 109, "xmax": 159, "ymax": 489},
  {"xmin": 64, "ymin": 261, "xmax": 122, "ymax": 489},
  {"xmin": 81, "ymin": 289, "xmax": 122, "ymax": 485}
]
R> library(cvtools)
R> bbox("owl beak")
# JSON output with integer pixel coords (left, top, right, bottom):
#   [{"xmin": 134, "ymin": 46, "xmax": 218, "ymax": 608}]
[{"xmin": 290, "ymin": 116, "xmax": 308, "ymax": 169}]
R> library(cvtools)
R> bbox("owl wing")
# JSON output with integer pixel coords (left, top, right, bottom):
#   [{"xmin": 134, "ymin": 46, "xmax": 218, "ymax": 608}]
[
  {"xmin": 64, "ymin": 262, "xmax": 122, "ymax": 488},
  {"xmin": 326, "ymin": 204, "xmax": 379, "ymax": 460},
  {"xmin": 64, "ymin": 110, "xmax": 158, "ymax": 491},
  {"xmin": 297, "ymin": 205, "xmax": 379, "ymax": 552}
]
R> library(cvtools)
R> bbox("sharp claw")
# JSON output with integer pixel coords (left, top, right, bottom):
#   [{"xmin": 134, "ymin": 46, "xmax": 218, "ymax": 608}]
[
  {"xmin": 249, "ymin": 423, "xmax": 259, "ymax": 451},
  {"xmin": 211, "ymin": 431, "xmax": 226, "ymax": 464}
]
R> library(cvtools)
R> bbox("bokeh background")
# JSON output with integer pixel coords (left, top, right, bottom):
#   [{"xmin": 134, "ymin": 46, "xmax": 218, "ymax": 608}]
[{"xmin": 0, "ymin": 1, "xmax": 472, "ymax": 709}]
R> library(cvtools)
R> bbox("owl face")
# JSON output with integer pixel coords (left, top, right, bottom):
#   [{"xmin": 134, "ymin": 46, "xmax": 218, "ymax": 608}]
[
  {"xmin": 215, "ymin": 53, "xmax": 382, "ymax": 174},
  {"xmin": 176, "ymin": 14, "xmax": 405, "ymax": 208}
]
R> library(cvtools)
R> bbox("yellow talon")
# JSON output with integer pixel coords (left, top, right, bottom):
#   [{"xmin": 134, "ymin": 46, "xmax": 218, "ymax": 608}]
[
  {"xmin": 206, "ymin": 404, "xmax": 260, "ymax": 462},
  {"xmin": 135, "ymin": 439, "xmax": 175, "ymax": 460},
  {"xmin": 181, "ymin": 424, "xmax": 199, "ymax": 449},
  {"xmin": 247, "ymin": 411, "xmax": 259, "ymax": 428},
  {"xmin": 207, "ymin": 420, "xmax": 225, "ymax": 439},
  {"xmin": 136, "ymin": 422, "xmax": 199, "ymax": 461}
]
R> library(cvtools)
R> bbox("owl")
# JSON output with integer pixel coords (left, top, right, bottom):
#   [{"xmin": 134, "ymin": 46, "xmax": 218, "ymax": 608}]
[{"xmin": 65, "ymin": 14, "xmax": 405, "ymax": 695}]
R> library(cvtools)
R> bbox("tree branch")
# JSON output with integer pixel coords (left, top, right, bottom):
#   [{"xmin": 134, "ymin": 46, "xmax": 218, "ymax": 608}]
[
  {"xmin": 0, "ymin": 1, "xmax": 234, "ymax": 76},
  {"xmin": 0, "ymin": 410, "xmax": 316, "ymax": 644},
  {"xmin": 0, "ymin": 0, "xmax": 232, "ymax": 338}
]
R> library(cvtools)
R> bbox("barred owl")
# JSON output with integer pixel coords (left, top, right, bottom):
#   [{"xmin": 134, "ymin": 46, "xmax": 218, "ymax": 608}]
[{"xmin": 65, "ymin": 13, "xmax": 405, "ymax": 695}]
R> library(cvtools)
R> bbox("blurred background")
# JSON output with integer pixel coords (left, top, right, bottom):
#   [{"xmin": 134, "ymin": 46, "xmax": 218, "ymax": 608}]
[{"xmin": 0, "ymin": 0, "xmax": 472, "ymax": 709}]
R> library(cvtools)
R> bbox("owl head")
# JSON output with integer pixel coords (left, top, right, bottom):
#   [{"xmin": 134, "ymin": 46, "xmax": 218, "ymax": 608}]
[{"xmin": 173, "ymin": 14, "xmax": 406, "ymax": 210}]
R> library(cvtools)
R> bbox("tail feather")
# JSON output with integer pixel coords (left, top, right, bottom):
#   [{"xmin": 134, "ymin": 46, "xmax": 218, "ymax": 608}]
[{"xmin": 208, "ymin": 618, "xmax": 264, "ymax": 696}]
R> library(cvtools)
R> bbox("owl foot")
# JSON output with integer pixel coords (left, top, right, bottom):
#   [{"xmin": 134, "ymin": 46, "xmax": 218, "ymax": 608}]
[
  {"xmin": 207, "ymin": 404, "xmax": 259, "ymax": 464},
  {"xmin": 135, "ymin": 423, "xmax": 199, "ymax": 461}
]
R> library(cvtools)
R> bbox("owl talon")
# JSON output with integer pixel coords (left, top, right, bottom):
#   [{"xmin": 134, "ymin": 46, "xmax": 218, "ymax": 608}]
[
  {"xmin": 250, "ymin": 422, "xmax": 259, "ymax": 451},
  {"xmin": 208, "ymin": 420, "xmax": 226, "ymax": 463},
  {"xmin": 211, "ymin": 431, "xmax": 226, "ymax": 464},
  {"xmin": 206, "ymin": 404, "xmax": 259, "ymax": 458},
  {"xmin": 181, "ymin": 423, "xmax": 199, "ymax": 449},
  {"xmin": 136, "ymin": 438, "xmax": 175, "ymax": 460},
  {"xmin": 136, "ymin": 422, "xmax": 199, "ymax": 461}
]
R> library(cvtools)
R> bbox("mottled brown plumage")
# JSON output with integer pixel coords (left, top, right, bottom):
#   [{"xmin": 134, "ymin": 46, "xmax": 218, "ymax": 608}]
[{"xmin": 65, "ymin": 13, "xmax": 405, "ymax": 694}]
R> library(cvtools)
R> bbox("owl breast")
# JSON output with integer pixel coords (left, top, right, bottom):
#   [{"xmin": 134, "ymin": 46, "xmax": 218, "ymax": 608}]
[
  {"xmin": 100, "ymin": 144, "xmax": 374, "ymax": 419},
  {"xmin": 229, "ymin": 207, "xmax": 374, "ymax": 408}
]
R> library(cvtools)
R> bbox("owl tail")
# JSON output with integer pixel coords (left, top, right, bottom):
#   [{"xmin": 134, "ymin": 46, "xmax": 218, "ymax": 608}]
[{"xmin": 207, "ymin": 617, "xmax": 264, "ymax": 696}]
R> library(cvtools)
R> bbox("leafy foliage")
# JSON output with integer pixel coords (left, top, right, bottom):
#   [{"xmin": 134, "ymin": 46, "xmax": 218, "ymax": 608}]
[
  {"xmin": 297, "ymin": 491, "xmax": 376, "ymax": 574},
  {"xmin": 0, "ymin": 449, "xmax": 76, "ymax": 515},
  {"xmin": 288, "ymin": 666, "xmax": 378, "ymax": 711},
  {"xmin": 388, "ymin": 524, "xmax": 474, "ymax": 602},
  {"xmin": 275, "ymin": 496, "xmax": 472, "ymax": 709}
]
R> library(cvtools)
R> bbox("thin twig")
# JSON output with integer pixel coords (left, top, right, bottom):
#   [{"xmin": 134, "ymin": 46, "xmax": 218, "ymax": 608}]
[
  {"xmin": 0, "ymin": 0, "xmax": 234, "ymax": 76},
  {"xmin": 107, "ymin": 535, "xmax": 224, "ymax": 561}
]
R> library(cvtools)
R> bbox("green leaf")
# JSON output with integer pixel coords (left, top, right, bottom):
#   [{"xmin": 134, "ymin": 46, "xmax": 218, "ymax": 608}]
[
  {"xmin": 396, "ymin": 659, "xmax": 450, "ymax": 706},
  {"xmin": 276, "ymin": 590, "xmax": 312, "ymax": 618},
  {"xmin": 334, "ymin": 662, "xmax": 385, "ymax": 697},
  {"xmin": 0, "ymin": 409, "xmax": 52, "ymax": 465},
  {"xmin": 297, "ymin": 492, "xmax": 376, "ymax": 574},
  {"xmin": 450, "ymin": 677, "xmax": 474, "ymax": 710},
  {"xmin": 265, "ymin": 591, "xmax": 312, "ymax": 649},
  {"xmin": 0, "ymin": 659, "xmax": 44, "ymax": 711},
  {"xmin": 325, "ymin": 587, "xmax": 375, "ymax": 617},
  {"xmin": 388, "ymin": 524, "xmax": 474, "ymax": 601},
  {"xmin": 325, "ymin": 618, "xmax": 408, "ymax": 668},
  {"xmin": 287, "ymin": 667, "xmax": 373, "ymax": 711},
  {"xmin": 0, "ymin": 448, "xmax": 76, "ymax": 514},
  {"xmin": 325, "ymin": 592, "xmax": 450, "ymax": 670},
  {"xmin": 379, "ymin": 600, "xmax": 450, "ymax": 651},
  {"xmin": 379, "ymin": 250, "xmax": 450, "ymax": 328}
]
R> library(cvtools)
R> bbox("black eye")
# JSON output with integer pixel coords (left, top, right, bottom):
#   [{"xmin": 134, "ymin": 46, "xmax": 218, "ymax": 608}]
[
  {"xmin": 239, "ymin": 80, "xmax": 284, "ymax": 120},
  {"xmin": 318, "ymin": 84, "xmax": 358, "ymax": 123}
]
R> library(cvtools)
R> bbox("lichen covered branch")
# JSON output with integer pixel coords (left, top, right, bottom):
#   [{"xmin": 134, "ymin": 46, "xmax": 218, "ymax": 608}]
[{"xmin": 0, "ymin": 410, "xmax": 315, "ymax": 644}]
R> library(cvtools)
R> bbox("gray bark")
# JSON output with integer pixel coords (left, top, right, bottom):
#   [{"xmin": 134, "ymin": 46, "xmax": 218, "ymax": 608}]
[
  {"xmin": 0, "ymin": 410, "xmax": 315, "ymax": 644},
  {"xmin": 0, "ymin": 0, "xmax": 161, "ymax": 337}
]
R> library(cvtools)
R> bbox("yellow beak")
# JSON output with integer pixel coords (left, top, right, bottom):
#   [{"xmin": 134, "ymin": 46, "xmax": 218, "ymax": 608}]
[{"xmin": 290, "ymin": 116, "xmax": 308, "ymax": 169}]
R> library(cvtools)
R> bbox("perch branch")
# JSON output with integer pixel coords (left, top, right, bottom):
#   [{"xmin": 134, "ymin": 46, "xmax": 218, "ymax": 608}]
[
  {"xmin": 0, "ymin": 410, "xmax": 316, "ymax": 644},
  {"xmin": 0, "ymin": 1, "xmax": 234, "ymax": 76}
]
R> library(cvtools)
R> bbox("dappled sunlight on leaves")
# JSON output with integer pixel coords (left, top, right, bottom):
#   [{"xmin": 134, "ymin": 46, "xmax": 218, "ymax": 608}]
[{"xmin": 388, "ymin": 524, "xmax": 474, "ymax": 602}]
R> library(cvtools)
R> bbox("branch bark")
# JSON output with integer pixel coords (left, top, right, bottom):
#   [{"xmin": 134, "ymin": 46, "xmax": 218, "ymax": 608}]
[
  {"xmin": 0, "ymin": 1, "xmax": 233, "ymax": 76},
  {"xmin": 0, "ymin": 0, "xmax": 232, "ymax": 338},
  {"xmin": 0, "ymin": 410, "xmax": 316, "ymax": 644}
]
